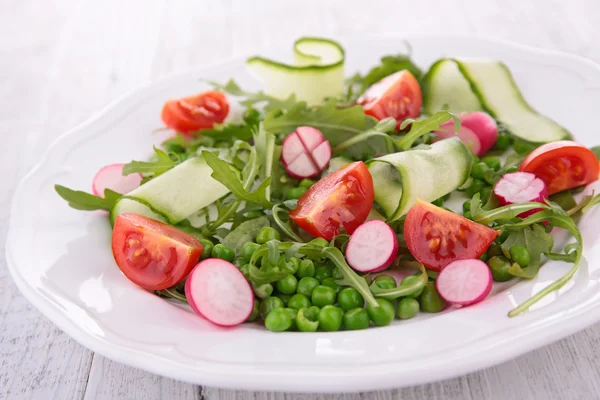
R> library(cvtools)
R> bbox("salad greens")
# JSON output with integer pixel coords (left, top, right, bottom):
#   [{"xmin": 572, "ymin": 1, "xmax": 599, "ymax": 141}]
[{"xmin": 54, "ymin": 36, "xmax": 600, "ymax": 331}]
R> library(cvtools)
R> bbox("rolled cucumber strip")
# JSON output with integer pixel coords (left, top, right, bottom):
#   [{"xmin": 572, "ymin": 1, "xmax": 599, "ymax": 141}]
[
  {"xmin": 246, "ymin": 37, "xmax": 344, "ymax": 105},
  {"xmin": 422, "ymin": 59, "xmax": 482, "ymax": 114},
  {"xmin": 367, "ymin": 138, "xmax": 472, "ymax": 221},
  {"xmin": 110, "ymin": 156, "xmax": 229, "ymax": 225},
  {"xmin": 109, "ymin": 197, "xmax": 167, "ymax": 225}
]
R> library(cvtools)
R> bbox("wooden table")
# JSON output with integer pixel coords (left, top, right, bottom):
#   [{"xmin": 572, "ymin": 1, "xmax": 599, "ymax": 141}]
[{"xmin": 2, "ymin": 1, "xmax": 600, "ymax": 398}]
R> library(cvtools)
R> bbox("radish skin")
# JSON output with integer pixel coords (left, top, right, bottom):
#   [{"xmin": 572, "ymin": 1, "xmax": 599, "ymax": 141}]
[
  {"xmin": 460, "ymin": 112, "xmax": 498, "ymax": 155},
  {"xmin": 93, "ymin": 163, "xmax": 142, "ymax": 196},
  {"xmin": 436, "ymin": 259, "xmax": 492, "ymax": 306},
  {"xmin": 185, "ymin": 259, "xmax": 254, "ymax": 327},
  {"xmin": 345, "ymin": 220, "xmax": 398, "ymax": 273},
  {"xmin": 494, "ymin": 172, "xmax": 548, "ymax": 218},
  {"xmin": 281, "ymin": 126, "xmax": 331, "ymax": 179},
  {"xmin": 433, "ymin": 123, "xmax": 482, "ymax": 156}
]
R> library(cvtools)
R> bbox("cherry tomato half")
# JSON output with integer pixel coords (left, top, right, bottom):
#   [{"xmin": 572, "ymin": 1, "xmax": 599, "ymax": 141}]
[
  {"xmin": 357, "ymin": 70, "xmax": 422, "ymax": 126},
  {"xmin": 519, "ymin": 140, "xmax": 599, "ymax": 195},
  {"xmin": 112, "ymin": 213, "xmax": 204, "ymax": 290},
  {"xmin": 161, "ymin": 90, "xmax": 229, "ymax": 136},
  {"xmin": 404, "ymin": 200, "xmax": 499, "ymax": 271},
  {"xmin": 290, "ymin": 161, "xmax": 374, "ymax": 241}
]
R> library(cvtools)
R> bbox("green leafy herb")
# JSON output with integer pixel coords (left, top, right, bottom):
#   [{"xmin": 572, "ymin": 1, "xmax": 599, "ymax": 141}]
[
  {"xmin": 221, "ymin": 216, "xmax": 271, "ymax": 254},
  {"xmin": 332, "ymin": 118, "xmax": 397, "ymax": 159},
  {"xmin": 501, "ymin": 224, "xmax": 553, "ymax": 278},
  {"xmin": 395, "ymin": 111, "xmax": 459, "ymax": 151},
  {"xmin": 272, "ymin": 201, "xmax": 304, "ymax": 242},
  {"xmin": 197, "ymin": 108, "xmax": 261, "ymax": 141},
  {"xmin": 122, "ymin": 147, "xmax": 178, "ymax": 177},
  {"xmin": 55, "ymin": 185, "xmax": 120, "ymax": 211},
  {"xmin": 253, "ymin": 123, "xmax": 277, "ymax": 201},
  {"xmin": 208, "ymin": 79, "xmax": 298, "ymax": 112},
  {"xmin": 369, "ymin": 263, "xmax": 428, "ymax": 299}
]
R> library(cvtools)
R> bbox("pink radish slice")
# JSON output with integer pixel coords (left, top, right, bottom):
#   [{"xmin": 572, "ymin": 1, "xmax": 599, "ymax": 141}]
[
  {"xmin": 433, "ymin": 123, "xmax": 482, "ymax": 156},
  {"xmin": 281, "ymin": 126, "xmax": 331, "ymax": 179},
  {"xmin": 459, "ymin": 112, "xmax": 498, "ymax": 155},
  {"xmin": 494, "ymin": 172, "xmax": 548, "ymax": 218},
  {"xmin": 436, "ymin": 259, "xmax": 492, "ymax": 306},
  {"xmin": 345, "ymin": 220, "xmax": 398, "ymax": 273},
  {"xmin": 185, "ymin": 258, "xmax": 254, "ymax": 327},
  {"xmin": 92, "ymin": 163, "xmax": 142, "ymax": 196}
]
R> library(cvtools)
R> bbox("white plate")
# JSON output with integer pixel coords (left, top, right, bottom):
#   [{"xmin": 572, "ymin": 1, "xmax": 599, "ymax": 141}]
[{"xmin": 7, "ymin": 35, "xmax": 600, "ymax": 393}]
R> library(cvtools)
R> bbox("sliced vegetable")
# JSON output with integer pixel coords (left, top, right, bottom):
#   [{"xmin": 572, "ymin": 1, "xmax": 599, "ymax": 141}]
[
  {"xmin": 185, "ymin": 258, "xmax": 254, "ymax": 327},
  {"xmin": 436, "ymin": 259, "xmax": 492, "ymax": 306},
  {"xmin": 111, "ymin": 213, "xmax": 203, "ymax": 290},
  {"xmin": 459, "ymin": 112, "xmax": 498, "ymax": 155},
  {"xmin": 367, "ymin": 138, "xmax": 472, "ymax": 220},
  {"xmin": 494, "ymin": 172, "xmax": 548, "ymax": 218},
  {"xmin": 356, "ymin": 70, "xmax": 422, "ymax": 126},
  {"xmin": 161, "ymin": 91, "xmax": 229, "ymax": 136},
  {"xmin": 404, "ymin": 200, "xmax": 499, "ymax": 271},
  {"xmin": 433, "ymin": 123, "xmax": 481, "ymax": 155},
  {"xmin": 519, "ymin": 140, "xmax": 599, "ymax": 194},
  {"xmin": 246, "ymin": 37, "xmax": 345, "ymax": 105},
  {"xmin": 290, "ymin": 161, "xmax": 374, "ymax": 240},
  {"xmin": 422, "ymin": 59, "xmax": 482, "ymax": 114},
  {"xmin": 281, "ymin": 126, "xmax": 331, "ymax": 179},
  {"xmin": 92, "ymin": 163, "xmax": 142, "ymax": 197},
  {"xmin": 345, "ymin": 221, "xmax": 398, "ymax": 273}
]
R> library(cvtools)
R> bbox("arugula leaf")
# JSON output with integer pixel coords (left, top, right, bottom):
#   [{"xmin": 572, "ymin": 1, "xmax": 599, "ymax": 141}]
[
  {"xmin": 271, "ymin": 201, "xmax": 304, "ymax": 242},
  {"xmin": 333, "ymin": 118, "xmax": 397, "ymax": 159},
  {"xmin": 197, "ymin": 108, "xmax": 261, "ymax": 141},
  {"xmin": 369, "ymin": 263, "xmax": 428, "ymax": 299},
  {"xmin": 501, "ymin": 224, "xmax": 553, "ymax": 278},
  {"xmin": 253, "ymin": 123, "xmax": 276, "ymax": 201},
  {"xmin": 122, "ymin": 147, "xmax": 177, "ymax": 176},
  {"xmin": 263, "ymin": 101, "xmax": 376, "ymax": 147},
  {"xmin": 208, "ymin": 79, "xmax": 298, "ymax": 112},
  {"xmin": 222, "ymin": 216, "xmax": 270, "ymax": 254},
  {"xmin": 549, "ymin": 191, "xmax": 577, "ymax": 212},
  {"xmin": 202, "ymin": 150, "xmax": 273, "ymax": 208},
  {"xmin": 55, "ymin": 185, "xmax": 120, "ymax": 211},
  {"xmin": 395, "ymin": 111, "xmax": 459, "ymax": 151}
]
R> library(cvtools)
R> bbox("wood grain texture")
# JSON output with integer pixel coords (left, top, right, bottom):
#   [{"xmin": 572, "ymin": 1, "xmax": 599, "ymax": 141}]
[{"xmin": 2, "ymin": 0, "xmax": 600, "ymax": 399}]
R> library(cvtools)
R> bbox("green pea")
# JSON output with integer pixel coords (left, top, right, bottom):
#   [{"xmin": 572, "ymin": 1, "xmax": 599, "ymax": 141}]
[
  {"xmin": 241, "ymin": 242, "xmax": 260, "ymax": 262},
  {"xmin": 256, "ymin": 227, "xmax": 281, "ymax": 244},
  {"xmin": 506, "ymin": 166, "xmax": 519, "ymax": 173},
  {"xmin": 399, "ymin": 275, "xmax": 424, "ymax": 298},
  {"xmin": 343, "ymin": 308, "xmax": 370, "ymax": 330},
  {"xmin": 315, "ymin": 266, "xmax": 333, "ymax": 282},
  {"xmin": 311, "ymin": 285, "xmax": 337, "ymax": 307},
  {"xmin": 308, "ymin": 237, "xmax": 329, "ymax": 248},
  {"xmin": 275, "ymin": 274, "xmax": 298, "ymax": 295},
  {"xmin": 244, "ymin": 210, "xmax": 264, "ymax": 219},
  {"xmin": 488, "ymin": 256, "xmax": 513, "ymax": 282},
  {"xmin": 397, "ymin": 298, "xmax": 419, "ymax": 320},
  {"xmin": 487, "ymin": 244, "xmax": 504, "ymax": 258},
  {"xmin": 509, "ymin": 245, "xmax": 531, "ymax": 267},
  {"xmin": 337, "ymin": 287, "xmax": 364, "ymax": 311},
  {"xmin": 288, "ymin": 293, "xmax": 311, "ymax": 309},
  {"xmin": 259, "ymin": 296, "xmax": 284, "ymax": 320},
  {"xmin": 462, "ymin": 200, "xmax": 472, "ymax": 213},
  {"xmin": 514, "ymin": 140, "xmax": 535, "ymax": 154},
  {"xmin": 420, "ymin": 283, "xmax": 446, "ymax": 313},
  {"xmin": 465, "ymin": 179, "xmax": 486, "ymax": 198},
  {"xmin": 239, "ymin": 263, "xmax": 250, "ymax": 278},
  {"xmin": 287, "ymin": 187, "xmax": 308, "ymax": 200},
  {"xmin": 432, "ymin": 197, "xmax": 445, "ymax": 207},
  {"xmin": 211, "ymin": 244, "xmax": 235, "ymax": 262},
  {"xmin": 367, "ymin": 299, "xmax": 395, "ymax": 326},
  {"xmin": 321, "ymin": 278, "xmax": 341, "ymax": 294},
  {"xmin": 297, "ymin": 277, "xmax": 319, "ymax": 297},
  {"xmin": 278, "ymin": 256, "xmax": 300, "ymax": 274},
  {"xmin": 318, "ymin": 305, "xmax": 343, "ymax": 332},
  {"xmin": 265, "ymin": 308, "xmax": 292, "ymax": 332},
  {"xmin": 373, "ymin": 275, "xmax": 396, "ymax": 289},
  {"xmin": 253, "ymin": 283, "xmax": 273, "ymax": 299},
  {"xmin": 246, "ymin": 299, "xmax": 260, "ymax": 322},
  {"xmin": 296, "ymin": 259, "xmax": 315, "ymax": 278},
  {"xmin": 299, "ymin": 178, "xmax": 316, "ymax": 188},
  {"xmin": 274, "ymin": 293, "xmax": 292, "ymax": 306},
  {"xmin": 296, "ymin": 306, "xmax": 319, "ymax": 332},
  {"xmin": 494, "ymin": 133, "xmax": 512, "ymax": 150},
  {"xmin": 471, "ymin": 162, "xmax": 490, "ymax": 180},
  {"xmin": 284, "ymin": 307, "xmax": 298, "ymax": 330},
  {"xmin": 199, "ymin": 239, "xmax": 214, "ymax": 260},
  {"xmin": 482, "ymin": 156, "xmax": 501, "ymax": 171}
]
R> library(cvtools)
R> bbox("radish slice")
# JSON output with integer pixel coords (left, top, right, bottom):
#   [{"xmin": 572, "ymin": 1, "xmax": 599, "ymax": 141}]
[
  {"xmin": 281, "ymin": 126, "xmax": 331, "ymax": 179},
  {"xmin": 433, "ymin": 123, "xmax": 482, "ymax": 156},
  {"xmin": 92, "ymin": 163, "xmax": 142, "ymax": 197},
  {"xmin": 185, "ymin": 258, "xmax": 254, "ymax": 327},
  {"xmin": 460, "ymin": 112, "xmax": 498, "ymax": 155},
  {"xmin": 436, "ymin": 259, "xmax": 492, "ymax": 306},
  {"xmin": 345, "ymin": 220, "xmax": 398, "ymax": 273},
  {"xmin": 494, "ymin": 172, "xmax": 548, "ymax": 218}
]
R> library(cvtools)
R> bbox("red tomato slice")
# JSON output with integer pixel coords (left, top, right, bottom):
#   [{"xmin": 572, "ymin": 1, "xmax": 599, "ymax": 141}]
[
  {"xmin": 404, "ymin": 200, "xmax": 499, "ymax": 271},
  {"xmin": 519, "ymin": 140, "xmax": 599, "ymax": 195},
  {"xmin": 357, "ymin": 70, "xmax": 422, "ymax": 126},
  {"xmin": 290, "ymin": 161, "xmax": 374, "ymax": 240},
  {"xmin": 112, "ymin": 213, "xmax": 203, "ymax": 290},
  {"xmin": 161, "ymin": 90, "xmax": 229, "ymax": 136}
]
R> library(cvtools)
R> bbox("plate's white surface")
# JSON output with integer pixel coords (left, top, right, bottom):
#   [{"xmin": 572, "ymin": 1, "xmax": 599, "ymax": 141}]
[{"xmin": 7, "ymin": 35, "xmax": 600, "ymax": 393}]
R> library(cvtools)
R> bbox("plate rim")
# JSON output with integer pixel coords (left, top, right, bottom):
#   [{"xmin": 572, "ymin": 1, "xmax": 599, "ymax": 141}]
[{"xmin": 7, "ymin": 34, "xmax": 600, "ymax": 392}]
